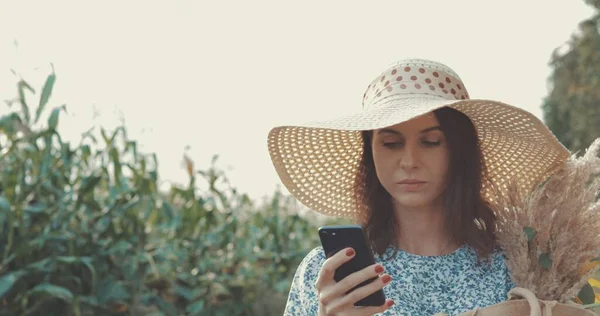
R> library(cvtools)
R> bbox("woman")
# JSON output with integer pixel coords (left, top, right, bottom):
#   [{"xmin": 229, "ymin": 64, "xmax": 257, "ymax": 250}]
[{"xmin": 266, "ymin": 59, "xmax": 570, "ymax": 315}]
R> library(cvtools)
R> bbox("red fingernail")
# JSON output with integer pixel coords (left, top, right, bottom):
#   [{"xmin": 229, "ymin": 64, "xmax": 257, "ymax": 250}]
[
  {"xmin": 346, "ymin": 249, "xmax": 355, "ymax": 256},
  {"xmin": 387, "ymin": 300, "xmax": 394, "ymax": 307},
  {"xmin": 382, "ymin": 275, "xmax": 391, "ymax": 284},
  {"xmin": 375, "ymin": 265, "xmax": 384, "ymax": 274}
]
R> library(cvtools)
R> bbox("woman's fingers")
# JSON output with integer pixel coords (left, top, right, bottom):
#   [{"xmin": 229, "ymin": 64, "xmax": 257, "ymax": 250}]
[
  {"xmin": 351, "ymin": 299, "xmax": 395, "ymax": 316},
  {"xmin": 315, "ymin": 247, "xmax": 395, "ymax": 316},
  {"xmin": 342, "ymin": 274, "xmax": 392, "ymax": 308},
  {"xmin": 328, "ymin": 263, "xmax": 387, "ymax": 299},
  {"xmin": 316, "ymin": 247, "xmax": 356, "ymax": 293},
  {"xmin": 324, "ymin": 274, "xmax": 392, "ymax": 315}
]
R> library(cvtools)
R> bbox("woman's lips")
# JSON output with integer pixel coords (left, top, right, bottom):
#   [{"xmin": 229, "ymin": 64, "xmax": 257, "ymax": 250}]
[
  {"xmin": 397, "ymin": 179, "xmax": 426, "ymax": 184},
  {"xmin": 397, "ymin": 179, "xmax": 427, "ymax": 191}
]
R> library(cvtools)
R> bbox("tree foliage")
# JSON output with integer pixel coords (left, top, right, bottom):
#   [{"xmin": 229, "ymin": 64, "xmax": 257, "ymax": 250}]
[{"xmin": 542, "ymin": 1, "xmax": 600, "ymax": 153}]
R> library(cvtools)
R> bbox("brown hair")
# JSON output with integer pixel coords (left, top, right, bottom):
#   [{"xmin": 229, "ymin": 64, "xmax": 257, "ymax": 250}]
[{"xmin": 354, "ymin": 106, "xmax": 498, "ymax": 261}]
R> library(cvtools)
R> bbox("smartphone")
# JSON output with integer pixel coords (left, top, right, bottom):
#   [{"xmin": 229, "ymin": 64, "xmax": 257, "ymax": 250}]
[{"xmin": 318, "ymin": 224, "xmax": 386, "ymax": 307}]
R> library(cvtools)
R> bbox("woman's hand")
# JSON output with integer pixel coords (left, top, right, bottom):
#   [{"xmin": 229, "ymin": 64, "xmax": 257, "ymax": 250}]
[{"xmin": 316, "ymin": 247, "xmax": 394, "ymax": 316}]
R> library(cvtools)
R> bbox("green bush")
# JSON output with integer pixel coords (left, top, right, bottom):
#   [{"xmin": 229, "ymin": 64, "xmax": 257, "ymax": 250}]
[{"xmin": 0, "ymin": 71, "xmax": 346, "ymax": 315}]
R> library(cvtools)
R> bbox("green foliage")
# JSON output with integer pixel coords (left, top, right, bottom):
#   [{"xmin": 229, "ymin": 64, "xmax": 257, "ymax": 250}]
[
  {"xmin": 538, "ymin": 253, "xmax": 553, "ymax": 270},
  {"xmin": 579, "ymin": 283, "xmax": 596, "ymax": 305},
  {"xmin": 523, "ymin": 227, "xmax": 537, "ymax": 242},
  {"xmin": 0, "ymin": 72, "xmax": 346, "ymax": 315},
  {"xmin": 542, "ymin": 2, "xmax": 600, "ymax": 153}
]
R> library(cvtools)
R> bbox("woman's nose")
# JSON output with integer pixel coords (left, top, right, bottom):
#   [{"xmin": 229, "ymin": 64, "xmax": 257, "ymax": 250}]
[{"xmin": 399, "ymin": 143, "xmax": 420, "ymax": 170}]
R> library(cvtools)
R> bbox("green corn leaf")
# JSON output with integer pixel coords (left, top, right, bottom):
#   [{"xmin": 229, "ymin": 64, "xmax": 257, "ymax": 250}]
[
  {"xmin": 0, "ymin": 113, "xmax": 21, "ymax": 135},
  {"xmin": 55, "ymin": 256, "xmax": 97, "ymax": 290},
  {"xmin": 110, "ymin": 147, "xmax": 122, "ymax": 187},
  {"xmin": 79, "ymin": 174, "xmax": 102, "ymax": 196},
  {"xmin": 0, "ymin": 196, "xmax": 11, "ymax": 212},
  {"xmin": 98, "ymin": 282, "xmax": 131, "ymax": 303},
  {"xmin": 175, "ymin": 285, "xmax": 195, "ymax": 301},
  {"xmin": 101, "ymin": 128, "xmax": 111, "ymax": 146},
  {"xmin": 36, "ymin": 73, "xmax": 56, "ymax": 123},
  {"xmin": 27, "ymin": 283, "xmax": 73, "ymax": 302},
  {"xmin": 80, "ymin": 258, "xmax": 97, "ymax": 290},
  {"xmin": 153, "ymin": 295, "xmax": 178, "ymax": 315},
  {"xmin": 81, "ymin": 127, "xmax": 97, "ymax": 143},
  {"xmin": 48, "ymin": 106, "xmax": 63, "ymax": 130},
  {"xmin": 18, "ymin": 80, "xmax": 34, "ymax": 124},
  {"xmin": 107, "ymin": 240, "xmax": 133, "ymax": 254},
  {"xmin": 24, "ymin": 203, "xmax": 47, "ymax": 214},
  {"xmin": 81, "ymin": 144, "xmax": 91, "ymax": 161},
  {"xmin": 186, "ymin": 300, "xmax": 206, "ymax": 314},
  {"xmin": 0, "ymin": 271, "xmax": 27, "ymax": 298}
]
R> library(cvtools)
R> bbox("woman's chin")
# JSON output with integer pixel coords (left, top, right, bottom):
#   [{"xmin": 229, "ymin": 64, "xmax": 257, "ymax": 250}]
[
  {"xmin": 392, "ymin": 192, "xmax": 439, "ymax": 209},
  {"xmin": 393, "ymin": 197, "xmax": 431, "ymax": 208}
]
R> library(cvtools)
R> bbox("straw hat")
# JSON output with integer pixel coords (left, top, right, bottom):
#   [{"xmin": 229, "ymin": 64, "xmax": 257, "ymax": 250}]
[{"xmin": 267, "ymin": 58, "xmax": 570, "ymax": 219}]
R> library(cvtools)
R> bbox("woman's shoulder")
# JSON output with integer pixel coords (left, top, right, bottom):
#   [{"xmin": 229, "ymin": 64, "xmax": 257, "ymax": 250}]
[
  {"xmin": 464, "ymin": 245, "xmax": 516, "ymax": 293},
  {"xmin": 456, "ymin": 244, "xmax": 513, "ymax": 272},
  {"xmin": 288, "ymin": 246, "xmax": 328, "ymax": 290},
  {"xmin": 296, "ymin": 246, "xmax": 327, "ymax": 275},
  {"xmin": 483, "ymin": 245, "xmax": 513, "ymax": 271}
]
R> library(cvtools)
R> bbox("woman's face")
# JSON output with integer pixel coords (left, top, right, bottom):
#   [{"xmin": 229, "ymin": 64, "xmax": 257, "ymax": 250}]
[{"xmin": 371, "ymin": 112, "xmax": 450, "ymax": 209}]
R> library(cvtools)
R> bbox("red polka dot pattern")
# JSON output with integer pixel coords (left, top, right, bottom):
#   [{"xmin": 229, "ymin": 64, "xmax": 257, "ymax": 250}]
[{"xmin": 362, "ymin": 61, "xmax": 470, "ymax": 108}]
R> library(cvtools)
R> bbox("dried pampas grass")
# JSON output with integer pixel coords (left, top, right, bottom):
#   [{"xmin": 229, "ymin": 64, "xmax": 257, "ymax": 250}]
[{"xmin": 492, "ymin": 138, "xmax": 600, "ymax": 303}]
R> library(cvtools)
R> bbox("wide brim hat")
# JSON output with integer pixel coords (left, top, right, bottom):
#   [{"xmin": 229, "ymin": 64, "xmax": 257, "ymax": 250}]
[{"xmin": 267, "ymin": 59, "xmax": 570, "ymax": 220}]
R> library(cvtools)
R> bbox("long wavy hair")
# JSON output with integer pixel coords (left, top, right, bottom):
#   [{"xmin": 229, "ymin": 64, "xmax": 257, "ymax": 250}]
[{"xmin": 354, "ymin": 106, "xmax": 498, "ymax": 261}]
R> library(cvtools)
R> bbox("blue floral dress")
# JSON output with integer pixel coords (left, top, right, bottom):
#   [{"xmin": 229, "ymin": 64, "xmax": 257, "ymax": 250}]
[{"xmin": 283, "ymin": 244, "xmax": 515, "ymax": 316}]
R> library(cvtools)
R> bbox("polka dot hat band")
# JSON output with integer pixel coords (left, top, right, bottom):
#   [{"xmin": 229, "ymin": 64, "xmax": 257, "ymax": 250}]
[
  {"xmin": 363, "ymin": 62, "xmax": 468, "ymax": 110},
  {"xmin": 267, "ymin": 58, "xmax": 570, "ymax": 220}
]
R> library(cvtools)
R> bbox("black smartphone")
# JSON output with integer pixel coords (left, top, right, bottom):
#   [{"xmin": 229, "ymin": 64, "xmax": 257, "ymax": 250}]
[{"xmin": 318, "ymin": 224, "xmax": 386, "ymax": 307}]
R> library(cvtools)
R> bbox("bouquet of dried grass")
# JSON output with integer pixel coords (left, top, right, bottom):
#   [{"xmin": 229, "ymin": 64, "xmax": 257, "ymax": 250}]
[{"xmin": 491, "ymin": 138, "xmax": 600, "ymax": 304}]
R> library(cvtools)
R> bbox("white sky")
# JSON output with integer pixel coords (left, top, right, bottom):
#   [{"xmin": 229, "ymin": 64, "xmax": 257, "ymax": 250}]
[{"xmin": 0, "ymin": 0, "xmax": 595, "ymax": 201}]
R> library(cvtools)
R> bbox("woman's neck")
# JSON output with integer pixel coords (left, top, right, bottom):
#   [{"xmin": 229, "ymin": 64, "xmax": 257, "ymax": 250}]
[{"xmin": 393, "ymin": 201, "xmax": 459, "ymax": 256}]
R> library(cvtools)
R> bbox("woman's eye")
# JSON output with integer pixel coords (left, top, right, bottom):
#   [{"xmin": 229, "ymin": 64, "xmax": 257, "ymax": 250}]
[
  {"xmin": 422, "ymin": 140, "xmax": 441, "ymax": 146},
  {"xmin": 383, "ymin": 142, "xmax": 403, "ymax": 148}
]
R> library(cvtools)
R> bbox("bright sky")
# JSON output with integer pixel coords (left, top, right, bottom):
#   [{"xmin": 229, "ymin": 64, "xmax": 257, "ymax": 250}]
[{"xmin": 0, "ymin": 0, "xmax": 595, "ymax": 201}]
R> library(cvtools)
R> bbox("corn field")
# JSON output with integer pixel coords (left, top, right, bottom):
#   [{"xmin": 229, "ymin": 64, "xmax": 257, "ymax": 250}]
[{"xmin": 0, "ymin": 71, "xmax": 345, "ymax": 315}]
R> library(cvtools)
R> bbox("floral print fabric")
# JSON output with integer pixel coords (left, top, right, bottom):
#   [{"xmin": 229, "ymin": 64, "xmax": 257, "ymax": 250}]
[{"xmin": 283, "ymin": 244, "xmax": 515, "ymax": 316}]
